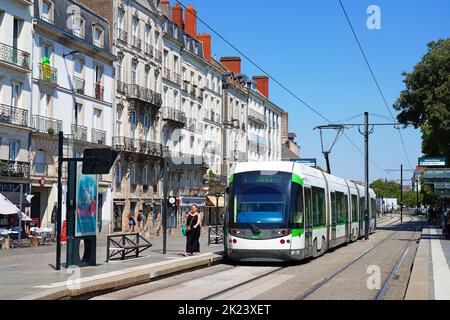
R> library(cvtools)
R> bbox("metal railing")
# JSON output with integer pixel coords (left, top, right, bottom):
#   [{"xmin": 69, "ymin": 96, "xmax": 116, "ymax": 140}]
[
  {"xmin": 154, "ymin": 49, "xmax": 162, "ymax": 62},
  {"xmin": 94, "ymin": 83, "xmax": 104, "ymax": 100},
  {"xmin": 71, "ymin": 124, "xmax": 88, "ymax": 142},
  {"xmin": 145, "ymin": 43, "xmax": 154, "ymax": 56},
  {"xmin": 113, "ymin": 136, "xmax": 163, "ymax": 157},
  {"xmin": 0, "ymin": 103, "xmax": 28, "ymax": 127},
  {"xmin": 73, "ymin": 76, "xmax": 85, "ymax": 94},
  {"xmin": 117, "ymin": 80, "xmax": 126, "ymax": 94},
  {"xmin": 161, "ymin": 107, "xmax": 186, "ymax": 125},
  {"xmin": 117, "ymin": 28, "xmax": 127, "ymax": 43},
  {"xmin": 248, "ymin": 109, "xmax": 266, "ymax": 124},
  {"xmin": 163, "ymin": 67, "xmax": 171, "ymax": 81},
  {"xmin": 92, "ymin": 129, "xmax": 106, "ymax": 145},
  {"xmin": 38, "ymin": 63, "xmax": 57, "ymax": 84},
  {"xmin": 0, "ymin": 160, "xmax": 30, "ymax": 178},
  {"xmin": 0, "ymin": 42, "xmax": 31, "ymax": 70},
  {"xmin": 113, "ymin": 136, "xmax": 137, "ymax": 152},
  {"xmin": 32, "ymin": 115, "xmax": 62, "ymax": 134},
  {"xmin": 31, "ymin": 163, "xmax": 50, "ymax": 177},
  {"xmin": 126, "ymin": 84, "xmax": 161, "ymax": 107},
  {"xmin": 132, "ymin": 36, "xmax": 141, "ymax": 50}
]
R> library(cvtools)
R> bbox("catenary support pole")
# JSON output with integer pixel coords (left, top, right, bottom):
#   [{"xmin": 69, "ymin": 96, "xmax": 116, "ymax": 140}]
[
  {"xmin": 56, "ymin": 131, "xmax": 63, "ymax": 270},
  {"xmin": 400, "ymin": 164, "xmax": 403, "ymax": 223},
  {"xmin": 364, "ymin": 112, "xmax": 370, "ymax": 240},
  {"xmin": 162, "ymin": 156, "xmax": 168, "ymax": 254}
]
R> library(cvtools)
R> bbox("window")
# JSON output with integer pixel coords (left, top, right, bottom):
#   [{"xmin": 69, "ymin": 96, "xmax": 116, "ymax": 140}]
[
  {"xmin": 117, "ymin": 9, "xmax": 125, "ymax": 30},
  {"xmin": 130, "ymin": 111, "xmax": 137, "ymax": 139},
  {"xmin": 291, "ymin": 184, "xmax": 304, "ymax": 227},
  {"xmin": 312, "ymin": 187, "xmax": 326, "ymax": 227},
  {"xmin": 70, "ymin": 13, "xmax": 85, "ymax": 38},
  {"xmin": 93, "ymin": 26, "xmax": 104, "ymax": 47},
  {"xmin": 142, "ymin": 167, "xmax": 148, "ymax": 186},
  {"xmin": 130, "ymin": 164, "xmax": 136, "ymax": 186},
  {"xmin": 154, "ymin": 31, "xmax": 159, "ymax": 47},
  {"xmin": 335, "ymin": 192, "xmax": 348, "ymax": 225},
  {"xmin": 351, "ymin": 195, "xmax": 358, "ymax": 222},
  {"xmin": 131, "ymin": 61, "xmax": 137, "ymax": 85},
  {"xmin": 11, "ymin": 82, "xmax": 22, "ymax": 107},
  {"xmin": 93, "ymin": 109, "xmax": 102, "ymax": 130},
  {"xmin": 116, "ymin": 106, "xmax": 123, "ymax": 137},
  {"xmin": 132, "ymin": 17, "xmax": 139, "ymax": 39},
  {"xmin": 144, "ymin": 68, "xmax": 150, "ymax": 89},
  {"xmin": 9, "ymin": 140, "xmax": 20, "ymax": 161},
  {"xmin": 94, "ymin": 64, "xmax": 104, "ymax": 84},
  {"xmin": 360, "ymin": 197, "xmax": 366, "ymax": 221},
  {"xmin": 143, "ymin": 114, "xmax": 149, "ymax": 139},
  {"xmin": 115, "ymin": 163, "xmax": 122, "ymax": 185},
  {"xmin": 145, "ymin": 24, "xmax": 151, "ymax": 45},
  {"xmin": 42, "ymin": 0, "xmax": 54, "ymax": 23}
]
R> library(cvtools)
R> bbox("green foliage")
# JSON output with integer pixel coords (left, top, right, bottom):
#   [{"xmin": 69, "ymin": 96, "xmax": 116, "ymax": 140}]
[
  {"xmin": 370, "ymin": 179, "xmax": 400, "ymax": 198},
  {"xmin": 394, "ymin": 38, "xmax": 450, "ymax": 160}
]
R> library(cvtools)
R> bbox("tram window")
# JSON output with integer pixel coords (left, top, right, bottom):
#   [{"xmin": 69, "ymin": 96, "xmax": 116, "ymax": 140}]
[
  {"xmin": 291, "ymin": 184, "xmax": 304, "ymax": 226},
  {"xmin": 312, "ymin": 187, "xmax": 326, "ymax": 227},
  {"xmin": 336, "ymin": 192, "xmax": 347, "ymax": 224},
  {"xmin": 331, "ymin": 192, "xmax": 337, "ymax": 225},
  {"xmin": 304, "ymin": 188, "xmax": 312, "ymax": 227},
  {"xmin": 343, "ymin": 195, "xmax": 349, "ymax": 223},
  {"xmin": 360, "ymin": 197, "xmax": 366, "ymax": 219},
  {"xmin": 371, "ymin": 198, "xmax": 377, "ymax": 218},
  {"xmin": 351, "ymin": 195, "xmax": 358, "ymax": 222}
]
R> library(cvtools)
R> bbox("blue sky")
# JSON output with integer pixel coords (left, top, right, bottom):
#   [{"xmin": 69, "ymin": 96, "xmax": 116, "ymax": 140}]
[{"xmin": 177, "ymin": 0, "xmax": 450, "ymax": 183}]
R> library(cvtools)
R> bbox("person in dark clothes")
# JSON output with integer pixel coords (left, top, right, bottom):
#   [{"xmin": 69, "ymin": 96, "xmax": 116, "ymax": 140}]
[{"xmin": 184, "ymin": 205, "xmax": 202, "ymax": 256}]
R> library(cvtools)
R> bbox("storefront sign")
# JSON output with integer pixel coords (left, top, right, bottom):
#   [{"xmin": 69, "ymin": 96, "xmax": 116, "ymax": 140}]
[{"xmin": 179, "ymin": 197, "xmax": 206, "ymax": 207}]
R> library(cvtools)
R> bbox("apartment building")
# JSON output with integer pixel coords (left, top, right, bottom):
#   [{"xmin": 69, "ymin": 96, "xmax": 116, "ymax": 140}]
[
  {"xmin": 0, "ymin": 0, "xmax": 33, "ymax": 226},
  {"xmin": 30, "ymin": 0, "xmax": 115, "ymax": 229}
]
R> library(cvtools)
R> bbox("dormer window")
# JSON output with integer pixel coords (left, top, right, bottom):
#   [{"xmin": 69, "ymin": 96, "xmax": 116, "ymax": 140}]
[
  {"xmin": 71, "ymin": 15, "xmax": 85, "ymax": 38},
  {"xmin": 93, "ymin": 26, "xmax": 104, "ymax": 48},
  {"xmin": 42, "ymin": 0, "xmax": 54, "ymax": 23}
]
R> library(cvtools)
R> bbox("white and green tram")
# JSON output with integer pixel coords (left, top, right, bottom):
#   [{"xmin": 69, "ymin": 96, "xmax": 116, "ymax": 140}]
[{"xmin": 224, "ymin": 162, "xmax": 377, "ymax": 262}]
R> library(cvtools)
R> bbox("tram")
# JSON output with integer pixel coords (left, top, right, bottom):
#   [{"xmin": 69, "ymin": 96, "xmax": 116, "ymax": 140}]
[{"xmin": 224, "ymin": 162, "xmax": 377, "ymax": 262}]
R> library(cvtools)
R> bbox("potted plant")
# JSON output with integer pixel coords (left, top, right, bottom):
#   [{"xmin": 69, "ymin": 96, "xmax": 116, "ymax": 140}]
[
  {"xmin": 98, "ymin": 139, "xmax": 104, "ymax": 145},
  {"xmin": 47, "ymin": 127, "xmax": 55, "ymax": 135}
]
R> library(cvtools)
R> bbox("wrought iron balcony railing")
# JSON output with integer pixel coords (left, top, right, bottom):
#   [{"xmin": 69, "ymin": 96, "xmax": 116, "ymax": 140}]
[
  {"xmin": 94, "ymin": 83, "xmax": 104, "ymax": 100},
  {"xmin": 0, "ymin": 103, "xmax": 28, "ymax": 127},
  {"xmin": 162, "ymin": 107, "xmax": 186, "ymax": 126},
  {"xmin": 73, "ymin": 76, "xmax": 85, "ymax": 94},
  {"xmin": 163, "ymin": 67, "xmax": 171, "ymax": 81},
  {"xmin": 154, "ymin": 49, "xmax": 162, "ymax": 62},
  {"xmin": 32, "ymin": 115, "xmax": 62, "ymax": 134},
  {"xmin": 0, "ymin": 160, "xmax": 30, "ymax": 178},
  {"xmin": 117, "ymin": 80, "xmax": 126, "ymax": 94},
  {"xmin": 145, "ymin": 43, "xmax": 154, "ymax": 56},
  {"xmin": 38, "ymin": 63, "xmax": 57, "ymax": 84},
  {"xmin": 92, "ymin": 129, "xmax": 106, "ymax": 145},
  {"xmin": 113, "ymin": 137, "xmax": 163, "ymax": 157},
  {"xmin": 132, "ymin": 36, "xmax": 141, "ymax": 50},
  {"xmin": 117, "ymin": 28, "xmax": 127, "ymax": 43},
  {"xmin": 248, "ymin": 108, "xmax": 266, "ymax": 125},
  {"xmin": 126, "ymin": 84, "xmax": 161, "ymax": 107},
  {"xmin": 71, "ymin": 124, "xmax": 88, "ymax": 142},
  {"xmin": 0, "ymin": 42, "xmax": 31, "ymax": 70}
]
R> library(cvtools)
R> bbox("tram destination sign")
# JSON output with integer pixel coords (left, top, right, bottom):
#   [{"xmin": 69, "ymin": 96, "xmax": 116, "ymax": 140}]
[
  {"xmin": 295, "ymin": 158, "xmax": 317, "ymax": 167},
  {"xmin": 418, "ymin": 157, "xmax": 447, "ymax": 167}
]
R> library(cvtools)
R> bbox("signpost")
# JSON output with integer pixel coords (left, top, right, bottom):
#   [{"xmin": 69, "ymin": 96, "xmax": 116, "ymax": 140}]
[
  {"xmin": 295, "ymin": 158, "xmax": 317, "ymax": 168},
  {"xmin": 418, "ymin": 157, "xmax": 447, "ymax": 167}
]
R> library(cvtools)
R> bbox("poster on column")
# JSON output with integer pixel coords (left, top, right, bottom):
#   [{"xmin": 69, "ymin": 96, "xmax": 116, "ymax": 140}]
[{"xmin": 75, "ymin": 163, "xmax": 98, "ymax": 237}]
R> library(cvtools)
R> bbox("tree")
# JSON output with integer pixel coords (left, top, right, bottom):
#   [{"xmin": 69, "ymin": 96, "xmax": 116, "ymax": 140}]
[
  {"xmin": 393, "ymin": 39, "xmax": 450, "ymax": 160},
  {"xmin": 370, "ymin": 179, "xmax": 400, "ymax": 198}
]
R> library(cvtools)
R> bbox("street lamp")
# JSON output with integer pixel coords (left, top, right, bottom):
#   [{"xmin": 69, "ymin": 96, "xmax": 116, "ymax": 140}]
[
  {"xmin": 63, "ymin": 50, "xmax": 81, "ymax": 58},
  {"xmin": 215, "ymin": 192, "xmax": 224, "ymax": 244}
]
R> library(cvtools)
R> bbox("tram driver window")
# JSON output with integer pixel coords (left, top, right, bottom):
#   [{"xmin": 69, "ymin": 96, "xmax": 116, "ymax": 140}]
[
  {"xmin": 312, "ymin": 187, "xmax": 326, "ymax": 227},
  {"xmin": 291, "ymin": 184, "xmax": 304, "ymax": 226}
]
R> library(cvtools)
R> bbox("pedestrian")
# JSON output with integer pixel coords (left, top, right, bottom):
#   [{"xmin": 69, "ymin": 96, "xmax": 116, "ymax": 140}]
[
  {"xmin": 428, "ymin": 206, "xmax": 434, "ymax": 224},
  {"xmin": 127, "ymin": 212, "xmax": 136, "ymax": 233},
  {"xmin": 184, "ymin": 205, "xmax": 202, "ymax": 256},
  {"xmin": 137, "ymin": 211, "xmax": 144, "ymax": 233}
]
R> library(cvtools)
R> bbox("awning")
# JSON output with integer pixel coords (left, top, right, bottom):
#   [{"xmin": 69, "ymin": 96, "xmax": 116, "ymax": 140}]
[
  {"xmin": 0, "ymin": 193, "xmax": 22, "ymax": 215},
  {"xmin": 206, "ymin": 196, "xmax": 225, "ymax": 208}
]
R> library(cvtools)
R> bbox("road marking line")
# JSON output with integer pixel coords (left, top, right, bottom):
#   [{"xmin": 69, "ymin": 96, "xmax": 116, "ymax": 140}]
[{"xmin": 430, "ymin": 228, "xmax": 450, "ymax": 300}]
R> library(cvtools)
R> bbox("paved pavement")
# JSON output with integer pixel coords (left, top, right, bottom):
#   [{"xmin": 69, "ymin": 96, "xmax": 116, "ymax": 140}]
[
  {"xmin": 0, "ymin": 228, "xmax": 221, "ymax": 300},
  {"xmin": 405, "ymin": 225, "xmax": 450, "ymax": 300}
]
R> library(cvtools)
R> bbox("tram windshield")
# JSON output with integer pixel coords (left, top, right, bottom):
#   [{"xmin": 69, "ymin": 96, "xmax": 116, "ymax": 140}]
[{"xmin": 228, "ymin": 171, "xmax": 291, "ymax": 228}]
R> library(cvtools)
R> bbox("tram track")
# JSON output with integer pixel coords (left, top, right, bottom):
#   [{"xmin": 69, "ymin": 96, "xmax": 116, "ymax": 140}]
[{"xmin": 296, "ymin": 216, "xmax": 417, "ymax": 300}]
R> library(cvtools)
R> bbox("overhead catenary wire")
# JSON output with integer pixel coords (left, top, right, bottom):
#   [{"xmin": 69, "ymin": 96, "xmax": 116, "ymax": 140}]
[
  {"xmin": 337, "ymin": 0, "xmax": 414, "ymax": 170},
  {"xmin": 175, "ymin": 0, "xmax": 386, "ymax": 174}
]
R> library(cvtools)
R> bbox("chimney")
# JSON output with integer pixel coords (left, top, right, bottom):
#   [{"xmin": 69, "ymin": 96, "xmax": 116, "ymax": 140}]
[
  {"xmin": 185, "ymin": 4, "xmax": 197, "ymax": 36},
  {"xmin": 253, "ymin": 75, "xmax": 269, "ymax": 98},
  {"xmin": 196, "ymin": 34, "xmax": 211, "ymax": 61},
  {"xmin": 160, "ymin": 0, "xmax": 171, "ymax": 18},
  {"xmin": 172, "ymin": 2, "xmax": 183, "ymax": 29},
  {"xmin": 220, "ymin": 56, "xmax": 241, "ymax": 74}
]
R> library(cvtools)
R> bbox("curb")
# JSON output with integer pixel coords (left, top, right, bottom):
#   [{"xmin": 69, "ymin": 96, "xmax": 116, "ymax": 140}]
[{"xmin": 21, "ymin": 251, "xmax": 224, "ymax": 300}]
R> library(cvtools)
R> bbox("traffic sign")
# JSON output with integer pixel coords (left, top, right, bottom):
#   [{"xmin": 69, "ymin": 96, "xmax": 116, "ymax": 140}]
[{"xmin": 418, "ymin": 157, "xmax": 447, "ymax": 167}]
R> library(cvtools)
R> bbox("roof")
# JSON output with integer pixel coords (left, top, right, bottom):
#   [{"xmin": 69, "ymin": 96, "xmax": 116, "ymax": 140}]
[{"xmin": 282, "ymin": 145, "xmax": 301, "ymax": 161}]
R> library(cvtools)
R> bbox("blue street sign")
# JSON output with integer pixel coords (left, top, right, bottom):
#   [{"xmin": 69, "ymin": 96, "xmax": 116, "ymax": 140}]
[
  {"xmin": 418, "ymin": 157, "xmax": 447, "ymax": 167},
  {"xmin": 295, "ymin": 158, "xmax": 317, "ymax": 167}
]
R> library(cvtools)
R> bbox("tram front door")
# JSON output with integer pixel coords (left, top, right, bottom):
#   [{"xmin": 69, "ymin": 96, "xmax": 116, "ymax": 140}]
[{"xmin": 304, "ymin": 187, "xmax": 313, "ymax": 257}]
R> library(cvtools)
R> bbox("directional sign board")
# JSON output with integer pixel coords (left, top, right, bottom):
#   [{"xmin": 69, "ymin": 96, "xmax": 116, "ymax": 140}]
[
  {"xmin": 418, "ymin": 157, "xmax": 447, "ymax": 167},
  {"xmin": 294, "ymin": 158, "xmax": 317, "ymax": 167}
]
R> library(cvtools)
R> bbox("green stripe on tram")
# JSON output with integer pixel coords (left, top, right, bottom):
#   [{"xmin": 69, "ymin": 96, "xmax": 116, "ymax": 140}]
[
  {"xmin": 292, "ymin": 174, "xmax": 303, "ymax": 185},
  {"xmin": 313, "ymin": 225, "xmax": 326, "ymax": 230},
  {"xmin": 292, "ymin": 229, "xmax": 304, "ymax": 237},
  {"xmin": 229, "ymin": 174, "xmax": 234, "ymax": 184}
]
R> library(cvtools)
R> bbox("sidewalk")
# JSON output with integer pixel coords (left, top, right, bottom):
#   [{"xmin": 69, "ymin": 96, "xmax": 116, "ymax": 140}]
[
  {"xmin": 0, "ymin": 229, "xmax": 223, "ymax": 300},
  {"xmin": 405, "ymin": 226, "xmax": 450, "ymax": 300}
]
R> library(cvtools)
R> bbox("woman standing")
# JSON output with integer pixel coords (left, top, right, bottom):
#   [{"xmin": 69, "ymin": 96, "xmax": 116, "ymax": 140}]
[
  {"xmin": 185, "ymin": 205, "xmax": 202, "ymax": 256},
  {"xmin": 127, "ymin": 212, "xmax": 136, "ymax": 233}
]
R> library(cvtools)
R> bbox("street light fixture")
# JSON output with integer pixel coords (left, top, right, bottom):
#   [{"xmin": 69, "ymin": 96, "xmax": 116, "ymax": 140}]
[{"xmin": 63, "ymin": 50, "xmax": 81, "ymax": 58}]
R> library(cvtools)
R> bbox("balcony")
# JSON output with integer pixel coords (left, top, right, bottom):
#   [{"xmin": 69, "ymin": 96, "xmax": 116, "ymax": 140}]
[
  {"xmin": 189, "ymin": 85, "xmax": 197, "ymax": 97},
  {"xmin": 182, "ymin": 80, "xmax": 189, "ymax": 92},
  {"xmin": 162, "ymin": 107, "xmax": 186, "ymax": 128},
  {"xmin": 126, "ymin": 84, "xmax": 161, "ymax": 109},
  {"xmin": 117, "ymin": 80, "xmax": 126, "ymax": 94},
  {"xmin": 38, "ymin": 63, "xmax": 57, "ymax": 85},
  {"xmin": 138, "ymin": 140, "xmax": 163, "ymax": 157},
  {"xmin": 94, "ymin": 83, "xmax": 104, "ymax": 100},
  {"xmin": 32, "ymin": 115, "xmax": 62, "ymax": 134},
  {"xmin": 112, "ymin": 137, "xmax": 163, "ymax": 158},
  {"xmin": 71, "ymin": 124, "xmax": 88, "ymax": 142},
  {"xmin": 0, "ymin": 160, "xmax": 30, "ymax": 178},
  {"xmin": 73, "ymin": 76, "xmax": 85, "ymax": 95},
  {"xmin": 154, "ymin": 49, "xmax": 162, "ymax": 63},
  {"xmin": 0, "ymin": 103, "xmax": 28, "ymax": 127},
  {"xmin": 92, "ymin": 129, "xmax": 106, "ymax": 145},
  {"xmin": 172, "ymin": 72, "xmax": 181, "ymax": 86},
  {"xmin": 186, "ymin": 118, "xmax": 202, "ymax": 133},
  {"xmin": 0, "ymin": 42, "xmax": 31, "ymax": 71},
  {"xmin": 163, "ymin": 67, "xmax": 171, "ymax": 81},
  {"xmin": 145, "ymin": 43, "xmax": 154, "ymax": 57},
  {"xmin": 117, "ymin": 28, "xmax": 127, "ymax": 43},
  {"xmin": 31, "ymin": 163, "xmax": 50, "ymax": 177},
  {"xmin": 132, "ymin": 36, "xmax": 141, "ymax": 50},
  {"xmin": 248, "ymin": 109, "xmax": 266, "ymax": 126}
]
